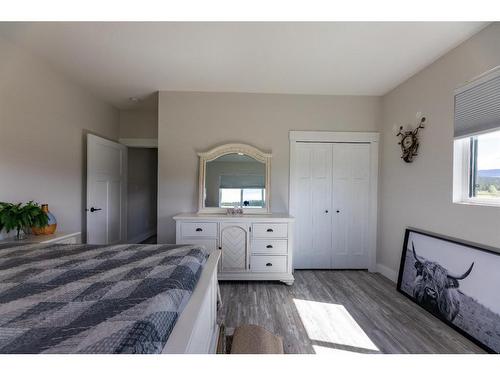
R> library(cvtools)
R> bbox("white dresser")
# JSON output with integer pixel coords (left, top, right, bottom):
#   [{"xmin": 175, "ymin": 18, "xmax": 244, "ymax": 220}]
[{"xmin": 174, "ymin": 213, "xmax": 294, "ymax": 285}]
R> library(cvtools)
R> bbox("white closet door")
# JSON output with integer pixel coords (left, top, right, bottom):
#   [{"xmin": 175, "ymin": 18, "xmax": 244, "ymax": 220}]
[
  {"xmin": 331, "ymin": 143, "xmax": 370, "ymax": 269},
  {"xmin": 293, "ymin": 143, "xmax": 332, "ymax": 269}
]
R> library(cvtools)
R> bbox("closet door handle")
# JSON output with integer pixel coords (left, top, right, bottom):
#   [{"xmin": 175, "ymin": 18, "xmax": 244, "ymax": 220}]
[
  {"xmin": 266, "ymin": 262, "xmax": 273, "ymax": 267},
  {"xmin": 195, "ymin": 228, "xmax": 203, "ymax": 232},
  {"xmin": 336, "ymin": 210, "xmax": 340, "ymax": 213},
  {"xmin": 266, "ymin": 228, "xmax": 273, "ymax": 232},
  {"xmin": 266, "ymin": 245, "xmax": 273, "ymax": 249}
]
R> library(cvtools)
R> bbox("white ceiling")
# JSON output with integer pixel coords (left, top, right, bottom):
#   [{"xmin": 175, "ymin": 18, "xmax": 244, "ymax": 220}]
[{"xmin": 0, "ymin": 22, "xmax": 488, "ymax": 109}]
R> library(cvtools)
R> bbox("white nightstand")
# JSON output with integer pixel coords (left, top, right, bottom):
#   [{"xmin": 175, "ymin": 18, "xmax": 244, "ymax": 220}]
[{"xmin": 0, "ymin": 232, "xmax": 82, "ymax": 245}]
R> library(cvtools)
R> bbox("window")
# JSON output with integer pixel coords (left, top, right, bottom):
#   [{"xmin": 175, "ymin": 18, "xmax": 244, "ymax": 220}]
[
  {"xmin": 219, "ymin": 188, "xmax": 265, "ymax": 208},
  {"xmin": 469, "ymin": 130, "xmax": 500, "ymax": 200},
  {"xmin": 454, "ymin": 129, "xmax": 500, "ymax": 206},
  {"xmin": 453, "ymin": 67, "xmax": 500, "ymax": 207}
]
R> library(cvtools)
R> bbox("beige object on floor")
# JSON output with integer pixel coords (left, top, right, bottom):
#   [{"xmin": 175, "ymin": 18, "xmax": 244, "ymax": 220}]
[{"xmin": 231, "ymin": 324, "xmax": 284, "ymax": 354}]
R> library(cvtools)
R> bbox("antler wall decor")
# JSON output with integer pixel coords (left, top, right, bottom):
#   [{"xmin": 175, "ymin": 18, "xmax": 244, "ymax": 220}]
[{"xmin": 394, "ymin": 113, "xmax": 427, "ymax": 163}]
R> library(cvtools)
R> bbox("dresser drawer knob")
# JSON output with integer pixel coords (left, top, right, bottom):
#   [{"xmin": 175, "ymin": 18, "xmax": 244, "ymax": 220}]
[
  {"xmin": 266, "ymin": 245, "xmax": 273, "ymax": 248},
  {"xmin": 266, "ymin": 262, "xmax": 273, "ymax": 267},
  {"xmin": 266, "ymin": 228, "xmax": 273, "ymax": 232},
  {"xmin": 195, "ymin": 228, "xmax": 203, "ymax": 232}
]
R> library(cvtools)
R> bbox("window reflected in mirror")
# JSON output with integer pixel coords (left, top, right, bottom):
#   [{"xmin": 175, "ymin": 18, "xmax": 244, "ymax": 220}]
[{"xmin": 220, "ymin": 188, "xmax": 265, "ymax": 208}]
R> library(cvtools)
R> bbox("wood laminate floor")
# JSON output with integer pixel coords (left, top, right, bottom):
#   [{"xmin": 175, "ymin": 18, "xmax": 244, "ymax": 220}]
[
  {"xmin": 140, "ymin": 235, "xmax": 157, "ymax": 244},
  {"xmin": 219, "ymin": 270, "xmax": 485, "ymax": 354}
]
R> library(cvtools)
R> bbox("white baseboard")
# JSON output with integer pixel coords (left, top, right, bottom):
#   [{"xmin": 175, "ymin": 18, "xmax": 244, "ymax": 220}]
[
  {"xmin": 376, "ymin": 263, "xmax": 398, "ymax": 283},
  {"xmin": 128, "ymin": 229, "xmax": 156, "ymax": 244}
]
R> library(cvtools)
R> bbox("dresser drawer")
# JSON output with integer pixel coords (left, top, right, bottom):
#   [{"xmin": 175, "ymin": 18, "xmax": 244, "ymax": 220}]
[
  {"xmin": 252, "ymin": 223, "xmax": 288, "ymax": 238},
  {"xmin": 177, "ymin": 238, "xmax": 217, "ymax": 254},
  {"xmin": 251, "ymin": 239, "xmax": 287, "ymax": 255},
  {"xmin": 180, "ymin": 222, "xmax": 217, "ymax": 237},
  {"xmin": 251, "ymin": 255, "xmax": 287, "ymax": 273}
]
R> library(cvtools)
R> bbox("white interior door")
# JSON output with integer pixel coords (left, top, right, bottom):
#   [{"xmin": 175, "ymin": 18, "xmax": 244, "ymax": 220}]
[
  {"xmin": 293, "ymin": 143, "xmax": 332, "ymax": 269},
  {"xmin": 87, "ymin": 134, "xmax": 127, "ymax": 244},
  {"xmin": 331, "ymin": 143, "xmax": 370, "ymax": 269}
]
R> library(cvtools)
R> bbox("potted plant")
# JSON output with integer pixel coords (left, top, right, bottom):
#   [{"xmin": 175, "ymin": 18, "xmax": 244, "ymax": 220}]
[{"xmin": 0, "ymin": 201, "xmax": 49, "ymax": 240}]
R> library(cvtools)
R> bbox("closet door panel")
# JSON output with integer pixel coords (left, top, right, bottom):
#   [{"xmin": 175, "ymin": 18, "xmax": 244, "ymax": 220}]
[
  {"xmin": 294, "ymin": 145, "xmax": 313, "ymax": 268},
  {"xmin": 294, "ymin": 143, "xmax": 332, "ymax": 269},
  {"xmin": 332, "ymin": 143, "xmax": 370, "ymax": 269},
  {"xmin": 311, "ymin": 145, "xmax": 333, "ymax": 268}
]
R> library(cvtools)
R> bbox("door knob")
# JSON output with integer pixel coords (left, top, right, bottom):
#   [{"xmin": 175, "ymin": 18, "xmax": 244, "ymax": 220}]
[
  {"xmin": 325, "ymin": 210, "xmax": 329, "ymax": 213},
  {"xmin": 336, "ymin": 210, "xmax": 340, "ymax": 213},
  {"xmin": 90, "ymin": 207, "xmax": 102, "ymax": 213}
]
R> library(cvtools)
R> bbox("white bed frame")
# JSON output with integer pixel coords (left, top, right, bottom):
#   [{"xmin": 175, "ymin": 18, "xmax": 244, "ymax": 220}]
[{"xmin": 162, "ymin": 250, "xmax": 221, "ymax": 353}]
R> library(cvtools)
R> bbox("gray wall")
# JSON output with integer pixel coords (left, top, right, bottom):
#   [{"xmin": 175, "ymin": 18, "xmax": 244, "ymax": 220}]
[
  {"xmin": 119, "ymin": 110, "xmax": 158, "ymax": 139},
  {"xmin": 158, "ymin": 91, "xmax": 381, "ymax": 242},
  {"xmin": 127, "ymin": 148, "xmax": 158, "ymax": 242},
  {"xmin": 378, "ymin": 23, "xmax": 500, "ymax": 278},
  {"xmin": 0, "ymin": 35, "xmax": 119, "ymax": 238}
]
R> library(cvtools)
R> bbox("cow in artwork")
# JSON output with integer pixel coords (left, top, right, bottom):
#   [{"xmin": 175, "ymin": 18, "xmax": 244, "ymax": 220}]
[{"xmin": 411, "ymin": 242, "xmax": 474, "ymax": 322}]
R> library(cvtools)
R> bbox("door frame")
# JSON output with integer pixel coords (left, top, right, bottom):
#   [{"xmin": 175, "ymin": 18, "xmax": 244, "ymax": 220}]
[{"xmin": 289, "ymin": 131, "xmax": 379, "ymax": 272}]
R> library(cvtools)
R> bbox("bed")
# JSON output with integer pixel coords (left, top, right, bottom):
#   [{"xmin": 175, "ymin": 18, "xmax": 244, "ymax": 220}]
[{"xmin": 0, "ymin": 242, "xmax": 220, "ymax": 354}]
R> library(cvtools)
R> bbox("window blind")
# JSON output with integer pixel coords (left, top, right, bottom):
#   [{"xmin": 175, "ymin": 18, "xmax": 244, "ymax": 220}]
[
  {"xmin": 220, "ymin": 174, "xmax": 265, "ymax": 189},
  {"xmin": 454, "ymin": 67, "xmax": 500, "ymax": 139}
]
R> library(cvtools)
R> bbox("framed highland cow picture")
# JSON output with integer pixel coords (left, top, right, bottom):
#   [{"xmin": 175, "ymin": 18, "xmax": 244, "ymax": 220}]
[{"xmin": 397, "ymin": 228, "xmax": 500, "ymax": 353}]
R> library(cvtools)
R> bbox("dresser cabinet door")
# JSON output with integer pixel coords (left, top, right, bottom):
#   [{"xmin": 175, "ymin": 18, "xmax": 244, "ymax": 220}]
[{"xmin": 220, "ymin": 223, "xmax": 249, "ymax": 272}]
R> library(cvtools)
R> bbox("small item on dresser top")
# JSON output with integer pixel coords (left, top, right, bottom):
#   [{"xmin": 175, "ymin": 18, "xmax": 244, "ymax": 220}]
[
  {"xmin": 32, "ymin": 204, "xmax": 57, "ymax": 235},
  {"xmin": 226, "ymin": 207, "xmax": 244, "ymax": 216}
]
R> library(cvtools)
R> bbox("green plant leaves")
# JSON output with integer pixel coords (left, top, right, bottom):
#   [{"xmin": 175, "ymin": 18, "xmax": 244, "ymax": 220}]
[{"xmin": 0, "ymin": 201, "xmax": 49, "ymax": 234}]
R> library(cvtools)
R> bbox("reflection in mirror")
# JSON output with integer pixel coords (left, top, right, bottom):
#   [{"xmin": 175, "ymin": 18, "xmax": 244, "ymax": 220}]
[{"xmin": 205, "ymin": 153, "xmax": 266, "ymax": 209}]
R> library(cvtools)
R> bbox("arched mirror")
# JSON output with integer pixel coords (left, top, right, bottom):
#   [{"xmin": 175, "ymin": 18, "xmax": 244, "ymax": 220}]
[{"xmin": 198, "ymin": 143, "xmax": 271, "ymax": 213}]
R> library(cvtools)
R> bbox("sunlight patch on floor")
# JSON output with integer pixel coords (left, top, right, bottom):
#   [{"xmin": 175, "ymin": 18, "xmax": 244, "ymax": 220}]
[{"xmin": 293, "ymin": 298, "xmax": 380, "ymax": 354}]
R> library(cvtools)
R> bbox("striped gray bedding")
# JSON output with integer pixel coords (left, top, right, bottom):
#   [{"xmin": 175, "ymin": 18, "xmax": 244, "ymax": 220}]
[{"xmin": 0, "ymin": 242, "xmax": 208, "ymax": 353}]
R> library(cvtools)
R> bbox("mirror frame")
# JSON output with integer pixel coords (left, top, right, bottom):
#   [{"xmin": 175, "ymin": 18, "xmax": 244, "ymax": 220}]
[{"xmin": 198, "ymin": 143, "xmax": 272, "ymax": 214}]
